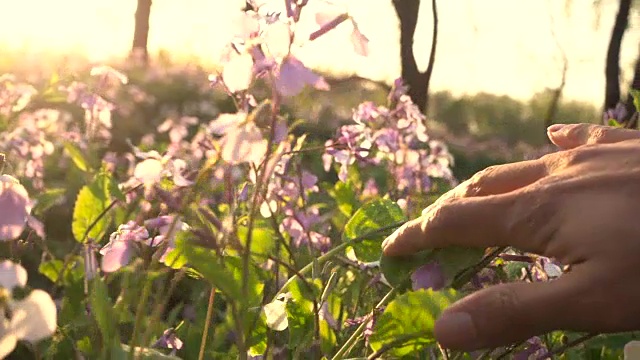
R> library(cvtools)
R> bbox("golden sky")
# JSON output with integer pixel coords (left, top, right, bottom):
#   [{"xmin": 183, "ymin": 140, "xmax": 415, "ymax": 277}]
[{"xmin": 1, "ymin": 0, "xmax": 638, "ymax": 107}]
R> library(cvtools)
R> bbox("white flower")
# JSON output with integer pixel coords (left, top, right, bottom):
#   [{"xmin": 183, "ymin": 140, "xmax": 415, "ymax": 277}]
[{"xmin": 0, "ymin": 261, "xmax": 57, "ymax": 359}]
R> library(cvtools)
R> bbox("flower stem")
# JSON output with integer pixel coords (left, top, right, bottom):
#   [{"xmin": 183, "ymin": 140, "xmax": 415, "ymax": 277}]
[
  {"xmin": 129, "ymin": 276, "xmax": 153, "ymax": 360},
  {"xmin": 198, "ymin": 287, "xmax": 216, "ymax": 360},
  {"xmin": 331, "ymin": 288, "xmax": 397, "ymax": 360},
  {"xmin": 272, "ymin": 221, "xmax": 406, "ymax": 301}
]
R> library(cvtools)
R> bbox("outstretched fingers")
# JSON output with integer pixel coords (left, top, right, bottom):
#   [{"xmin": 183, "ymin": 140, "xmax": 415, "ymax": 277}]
[{"xmin": 382, "ymin": 186, "xmax": 558, "ymax": 256}]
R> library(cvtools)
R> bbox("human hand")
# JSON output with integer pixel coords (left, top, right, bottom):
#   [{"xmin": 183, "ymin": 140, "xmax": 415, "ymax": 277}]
[{"xmin": 381, "ymin": 123, "xmax": 640, "ymax": 351}]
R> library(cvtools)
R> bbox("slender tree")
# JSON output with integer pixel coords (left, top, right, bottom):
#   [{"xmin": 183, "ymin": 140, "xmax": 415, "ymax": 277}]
[
  {"xmin": 131, "ymin": 0, "xmax": 152, "ymax": 64},
  {"xmin": 391, "ymin": 0, "xmax": 438, "ymax": 113},
  {"xmin": 604, "ymin": 0, "xmax": 632, "ymax": 110}
]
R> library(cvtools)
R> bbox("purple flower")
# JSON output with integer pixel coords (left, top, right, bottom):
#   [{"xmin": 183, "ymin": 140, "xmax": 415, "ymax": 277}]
[
  {"xmin": 0, "ymin": 175, "xmax": 31, "ymax": 241},
  {"xmin": 279, "ymin": 208, "xmax": 330, "ymax": 252},
  {"xmin": 411, "ymin": 262, "xmax": 446, "ymax": 291},
  {"xmin": 144, "ymin": 215, "xmax": 190, "ymax": 263},
  {"xmin": 513, "ymin": 337, "xmax": 547, "ymax": 360},
  {"xmin": 99, "ymin": 221, "xmax": 150, "ymax": 272},
  {"xmin": 275, "ymin": 56, "xmax": 330, "ymax": 97},
  {"xmin": 603, "ymin": 102, "xmax": 628, "ymax": 125},
  {"xmin": 153, "ymin": 328, "xmax": 183, "ymax": 355}
]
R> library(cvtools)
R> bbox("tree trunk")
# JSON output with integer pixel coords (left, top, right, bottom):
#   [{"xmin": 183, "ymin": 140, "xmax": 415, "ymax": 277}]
[
  {"xmin": 132, "ymin": 0, "xmax": 152, "ymax": 63},
  {"xmin": 604, "ymin": 0, "xmax": 631, "ymax": 110},
  {"xmin": 391, "ymin": 0, "xmax": 438, "ymax": 113}
]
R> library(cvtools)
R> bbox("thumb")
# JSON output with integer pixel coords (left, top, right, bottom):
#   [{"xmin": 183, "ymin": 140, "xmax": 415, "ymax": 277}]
[
  {"xmin": 547, "ymin": 123, "xmax": 640, "ymax": 149},
  {"xmin": 433, "ymin": 276, "xmax": 585, "ymax": 351}
]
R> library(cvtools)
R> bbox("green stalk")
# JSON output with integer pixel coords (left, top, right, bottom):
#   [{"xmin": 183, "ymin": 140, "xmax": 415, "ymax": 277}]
[
  {"xmin": 271, "ymin": 221, "xmax": 405, "ymax": 302},
  {"xmin": 331, "ymin": 288, "xmax": 397, "ymax": 360}
]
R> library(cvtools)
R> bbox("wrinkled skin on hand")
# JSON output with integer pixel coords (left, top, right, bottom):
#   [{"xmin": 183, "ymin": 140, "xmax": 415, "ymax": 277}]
[{"xmin": 381, "ymin": 123, "xmax": 640, "ymax": 351}]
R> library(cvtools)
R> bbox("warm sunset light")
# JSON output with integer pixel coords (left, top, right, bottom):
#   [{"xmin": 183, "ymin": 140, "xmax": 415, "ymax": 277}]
[
  {"xmin": 1, "ymin": 1, "xmax": 640, "ymax": 358},
  {"xmin": 1, "ymin": 0, "xmax": 638, "ymax": 105}
]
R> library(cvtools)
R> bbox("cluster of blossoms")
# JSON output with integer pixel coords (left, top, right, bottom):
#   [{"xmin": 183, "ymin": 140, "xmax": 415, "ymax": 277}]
[
  {"xmin": 60, "ymin": 66, "xmax": 128, "ymax": 144},
  {"xmin": 259, "ymin": 137, "xmax": 331, "ymax": 252},
  {"xmin": 0, "ymin": 110, "xmax": 59, "ymax": 190},
  {"xmin": 0, "ymin": 75, "xmax": 36, "ymax": 118},
  {"xmin": 99, "ymin": 216, "xmax": 190, "ymax": 273},
  {"xmin": 323, "ymin": 79, "xmax": 455, "ymax": 202}
]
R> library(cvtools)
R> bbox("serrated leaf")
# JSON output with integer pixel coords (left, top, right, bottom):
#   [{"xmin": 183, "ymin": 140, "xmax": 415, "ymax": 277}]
[
  {"xmin": 64, "ymin": 141, "xmax": 90, "ymax": 172},
  {"xmin": 369, "ymin": 289, "xmax": 460, "ymax": 357},
  {"xmin": 343, "ymin": 199, "xmax": 406, "ymax": 262},
  {"xmin": 72, "ymin": 173, "xmax": 113, "ymax": 243}
]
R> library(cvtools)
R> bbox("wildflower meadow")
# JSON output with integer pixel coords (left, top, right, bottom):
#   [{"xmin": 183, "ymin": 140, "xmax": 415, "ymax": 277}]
[{"xmin": 1, "ymin": 1, "xmax": 640, "ymax": 359}]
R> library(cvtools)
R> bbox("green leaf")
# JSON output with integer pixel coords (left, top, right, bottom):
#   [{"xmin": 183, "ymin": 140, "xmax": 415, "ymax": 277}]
[
  {"xmin": 380, "ymin": 247, "xmax": 484, "ymax": 289},
  {"xmin": 608, "ymin": 119, "xmax": 623, "ymax": 128},
  {"xmin": 90, "ymin": 277, "xmax": 118, "ymax": 348},
  {"xmin": 38, "ymin": 259, "xmax": 64, "ymax": 283},
  {"xmin": 181, "ymin": 244, "xmax": 264, "ymax": 306},
  {"xmin": 237, "ymin": 223, "xmax": 276, "ymax": 256},
  {"xmin": 161, "ymin": 232, "xmax": 189, "ymax": 269},
  {"xmin": 329, "ymin": 181, "xmax": 359, "ymax": 218},
  {"xmin": 343, "ymin": 199, "xmax": 406, "ymax": 262},
  {"xmin": 630, "ymin": 89, "xmax": 640, "ymax": 113},
  {"xmin": 369, "ymin": 289, "xmax": 460, "ymax": 357},
  {"xmin": 181, "ymin": 244, "xmax": 239, "ymax": 297},
  {"xmin": 33, "ymin": 188, "xmax": 66, "ymax": 214},
  {"xmin": 380, "ymin": 250, "xmax": 433, "ymax": 288},
  {"xmin": 72, "ymin": 173, "xmax": 113, "ymax": 242},
  {"xmin": 64, "ymin": 141, "xmax": 90, "ymax": 172}
]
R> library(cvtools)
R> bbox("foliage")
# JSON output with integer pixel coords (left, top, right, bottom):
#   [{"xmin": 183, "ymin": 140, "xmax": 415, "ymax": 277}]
[{"xmin": 0, "ymin": 1, "xmax": 633, "ymax": 359}]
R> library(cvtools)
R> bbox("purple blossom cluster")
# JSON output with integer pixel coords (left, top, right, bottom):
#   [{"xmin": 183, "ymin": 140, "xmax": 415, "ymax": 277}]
[
  {"xmin": 99, "ymin": 216, "xmax": 189, "ymax": 272},
  {"xmin": 323, "ymin": 79, "xmax": 455, "ymax": 200}
]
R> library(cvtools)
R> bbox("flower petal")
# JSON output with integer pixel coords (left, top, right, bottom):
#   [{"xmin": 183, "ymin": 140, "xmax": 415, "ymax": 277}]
[
  {"xmin": 100, "ymin": 241, "xmax": 133, "ymax": 273},
  {"xmin": 0, "ymin": 260, "xmax": 27, "ymax": 290},
  {"xmin": 9, "ymin": 289, "xmax": 57, "ymax": 342},
  {"xmin": 209, "ymin": 113, "xmax": 246, "ymax": 136},
  {"xmin": 275, "ymin": 57, "xmax": 330, "ymax": 97},
  {"xmin": 133, "ymin": 158, "xmax": 164, "ymax": 186},
  {"xmin": 263, "ymin": 300, "xmax": 288, "ymax": 331},
  {"xmin": 0, "ymin": 180, "xmax": 30, "ymax": 241},
  {"xmin": 220, "ymin": 122, "xmax": 268, "ymax": 165},
  {"xmin": 350, "ymin": 22, "xmax": 369, "ymax": 57},
  {"xmin": 222, "ymin": 53, "xmax": 254, "ymax": 93}
]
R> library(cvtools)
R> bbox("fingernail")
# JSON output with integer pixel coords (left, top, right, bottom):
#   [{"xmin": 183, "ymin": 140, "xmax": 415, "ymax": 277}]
[
  {"xmin": 435, "ymin": 312, "xmax": 480, "ymax": 349},
  {"xmin": 547, "ymin": 124, "xmax": 565, "ymax": 133}
]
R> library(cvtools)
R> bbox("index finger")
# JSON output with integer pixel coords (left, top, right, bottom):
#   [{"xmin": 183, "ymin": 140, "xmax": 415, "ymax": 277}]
[{"xmin": 382, "ymin": 187, "xmax": 558, "ymax": 256}]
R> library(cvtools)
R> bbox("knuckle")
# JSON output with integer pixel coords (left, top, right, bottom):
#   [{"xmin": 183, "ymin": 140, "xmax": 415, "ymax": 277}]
[
  {"xmin": 587, "ymin": 126, "xmax": 610, "ymax": 144},
  {"xmin": 543, "ymin": 147, "xmax": 595, "ymax": 172},
  {"xmin": 563, "ymin": 123, "xmax": 588, "ymax": 140},
  {"xmin": 504, "ymin": 190, "xmax": 557, "ymax": 253},
  {"xmin": 465, "ymin": 166, "xmax": 499, "ymax": 196}
]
